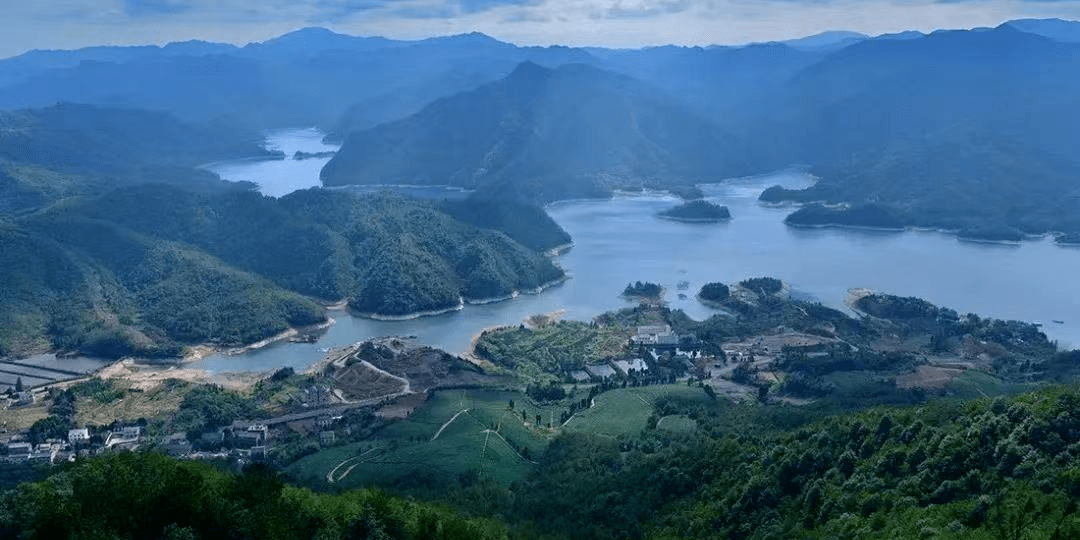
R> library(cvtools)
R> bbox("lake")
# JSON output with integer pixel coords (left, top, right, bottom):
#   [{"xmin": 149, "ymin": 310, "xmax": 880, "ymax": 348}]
[
  {"xmin": 204, "ymin": 128, "xmax": 340, "ymax": 198},
  {"xmin": 192, "ymin": 128, "xmax": 1080, "ymax": 373}
]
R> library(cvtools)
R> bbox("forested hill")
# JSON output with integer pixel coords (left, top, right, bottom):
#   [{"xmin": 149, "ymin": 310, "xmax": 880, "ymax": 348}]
[
  {"xmin": 9, "ymin": 382, "xmax": 1080, "ymax": 538},
  {"xmin": 0, "ymin": 186, "xmax": 567, "ymax": 359},
  {"xmin": 755, "ymin": 26, "xmax": 1080, "ymax": 240},
  {"xmin": 321, "ymin": 62, "xmax": 760, "ymax": 203},
  {"xmin": 0, "ymin": 103, "xmax": 273, "ymax": 214}
]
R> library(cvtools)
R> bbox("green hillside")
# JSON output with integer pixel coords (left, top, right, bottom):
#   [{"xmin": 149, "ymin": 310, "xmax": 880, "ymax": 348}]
[{"xmin": 0, "ymin": 186, "xmax": 566, "ymax": 358}]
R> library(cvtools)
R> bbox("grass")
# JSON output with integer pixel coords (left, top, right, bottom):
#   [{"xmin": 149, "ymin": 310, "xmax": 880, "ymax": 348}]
[
  {"xmin": 656, "ymin": 414, "xmax": 697, "ymax": 433},
  {"xmin": 286, "ymin": 383, "xmax": 716, "ymax": 491},
  {"xmin": 563, "ymin": 384, "xmax": 709, "ymax": 437},
  {"xmin": 75, "ymin": 379, "xmax": 186, "ymax": 426},
  {"xmin": 0, "ymin": 402, "xmax": 49, "ymax": 431},
  {"xmin": 947, "ymin": 370, "xmax": 1035, "ymax": 400},
  {"xmin": 287, "ymin": 389, "xmax": 553, "ymax": 490}
]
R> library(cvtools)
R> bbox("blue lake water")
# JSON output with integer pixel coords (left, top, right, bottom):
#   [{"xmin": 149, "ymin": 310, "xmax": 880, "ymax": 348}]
[{"xmin": 192, "ymin": 128, "xmax": 1080, "ymax": 373}]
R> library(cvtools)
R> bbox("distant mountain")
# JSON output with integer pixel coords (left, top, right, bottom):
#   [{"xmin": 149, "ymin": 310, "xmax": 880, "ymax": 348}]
[
  {"xmin": 749, "ymin": 25, "xmax": 1080, "ymax": 239},
  {"xmin": 777, "ymin": 25, "xmax": 1080, "ymax": 162},
  {"xmin": 239, "ymin": 27, "xmax": 408, "ymax": 58},
  {"xmin": 1005, "ymin": 18, "xmax": 1080, "ymax": 42},
  {"xmin": 0, "ymin": 30, "xmax": 599, "ymax": 133},
  {"xmin": 322, "ymin": 62, "xmax": 759, "ymax": 202},
  {"xmin": 778, "ymin": 31, "xmax": 868, "ymax": 51},
  {"xmin": 0, "ymin": 103, "xmax": 271, "ymax": 214},
  {"xmin": 584, "ymin": 43, "xmax": 824, "ymax": 125}
]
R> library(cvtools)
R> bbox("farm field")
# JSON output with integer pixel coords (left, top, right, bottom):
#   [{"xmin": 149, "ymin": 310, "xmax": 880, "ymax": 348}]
[
  {"xmin": 285, "ymin": 383, "xmax": 713, "ymax": 490},
  {"xmin": 562, "ymin": 384, "xmax": 710, "ymax": 437}
]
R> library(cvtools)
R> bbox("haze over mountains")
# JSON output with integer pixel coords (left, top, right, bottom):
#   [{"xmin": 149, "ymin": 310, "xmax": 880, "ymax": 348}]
[{"xmin": 2, "ymin": 18, "xmax": 1080, "ymax": 357}]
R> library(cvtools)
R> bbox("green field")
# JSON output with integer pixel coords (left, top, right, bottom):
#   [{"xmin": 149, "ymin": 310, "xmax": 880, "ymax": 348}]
[
  {"xmin": 286, "ymin": 389, "xmax": 557, "ymax": 489},
  {"xmin": 286, "ymin": 384, "xmax": 712, "ymax": 490},
  {"xmin": 656, "ymin": 414, "xmax": 697, "ymax": 433},
  {"xmin": 947, "ymin": 369, "xmax": 1036, "ymax": 400},
  {"xmin": 562, "ymin": 384, "xmax": 709, "ymax": 437}
]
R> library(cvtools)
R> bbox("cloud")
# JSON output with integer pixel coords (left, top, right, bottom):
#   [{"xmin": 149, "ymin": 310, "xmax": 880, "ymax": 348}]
[
  {"xmin": 2, "ymin": 0, "xmax": 1080, "ymax": 58},
  {"xmin": 124, "ymin": 0, "xmax": 191, "ymax": 16},
  {"xmin": 604, "ymin": 0, "xmax": 692, "ymax": 19}
]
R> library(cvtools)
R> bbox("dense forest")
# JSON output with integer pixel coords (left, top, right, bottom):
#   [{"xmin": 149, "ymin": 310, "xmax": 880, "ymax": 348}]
[
  {"xmin": 9, "ymin": 383, "xmax": 1080, "ymax": 539},
  {"xmin": 504, "ymin": 384, "xmax": 1080, "ymax": 539},
  {"xmin": 0, "ymin": 185, "xmax": 567, "ymax": 358},
  {"xmin": 0, "ymin": 453, "xmax": 505, "ymax": 540}
]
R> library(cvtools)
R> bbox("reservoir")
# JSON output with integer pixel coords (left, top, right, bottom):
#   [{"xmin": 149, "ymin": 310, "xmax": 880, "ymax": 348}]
[{"xmin": 192, "ymin": 128, "xmax": 1080, "ymax": 373}]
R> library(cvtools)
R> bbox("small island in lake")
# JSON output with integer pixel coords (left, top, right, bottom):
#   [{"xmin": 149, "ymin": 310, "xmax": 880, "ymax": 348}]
[
  {"xmin": 784, "ymin": 203, "xmax": 903, "ymax": 229},
  {"xmin": 622, "ymin": 281, "xmax": 663, "ymax": 302},
  {"xmin": 658, "ymin": 200, "xmax": 731, "ymax": 222},
  {"xmin": 293, "ymin": 150, "xmax": 337, "ymax": 160}
]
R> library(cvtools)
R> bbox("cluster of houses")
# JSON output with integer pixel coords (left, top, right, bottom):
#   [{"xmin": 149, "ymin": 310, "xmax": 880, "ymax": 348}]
[
  {"xmin": 1, "ymin": 425, "xmax": 142, "ymax": 464},
  {"xmin": 566, "ymin": 325, "xmax": 706, "ymax": 382}
]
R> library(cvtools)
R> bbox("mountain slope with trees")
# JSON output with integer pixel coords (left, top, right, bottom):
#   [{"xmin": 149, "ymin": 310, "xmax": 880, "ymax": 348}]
[
  {"xmin": 321, "ymin": 62, "xmax": 761, "ymax": 202},
  {"xmin": 0, "ymin": 103, "xmax": 272, "ymax": 214},
  {"xmin": 0, "ymin": 186, "xmax": 567, "ymax": 359}
]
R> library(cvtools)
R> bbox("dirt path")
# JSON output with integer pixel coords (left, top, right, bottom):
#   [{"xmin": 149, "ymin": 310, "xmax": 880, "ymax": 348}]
[
  {"xmin": 431, "ymin": 409, "xmax": 469, "ymax": 441},
  {"xmin": 326, "ymin": 447, "xmax": 381, "ymax": 483},
  {"xmin": 560, "ymin": 398, "xmax": 595, "ymax": 428},
  {"xmin": 358, "ymin": 360, "xmax": 411, "ymax": 394},
  {"xmin": 478, "ymin": 429, "xmax": 492, "ymax": 474},
  {"xmin": 487, "ymin": 428, "xmax": 538, "ymax": 464}
]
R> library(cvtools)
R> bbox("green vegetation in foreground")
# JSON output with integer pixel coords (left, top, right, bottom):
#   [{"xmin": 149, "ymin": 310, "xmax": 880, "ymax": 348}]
[
  {"xmin": 286, "ymin": 384, "xmax": 711, "ymax": 494},
  {"xmin": 287, "ymin": 388, "xmax": 559, "ymax": 491},
  {"xmin": 290, "ymin": 384, "xmax": 1080, "ymax": 540},
  {"xmin": 0, "ymin": 452, "xmax": 506, "ymax": 540}
]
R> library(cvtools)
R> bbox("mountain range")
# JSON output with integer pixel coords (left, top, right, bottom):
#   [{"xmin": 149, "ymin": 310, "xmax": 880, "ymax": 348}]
[{"xmin": 3, "ymin": 18, "xmax": 1080, "ymax": 358}]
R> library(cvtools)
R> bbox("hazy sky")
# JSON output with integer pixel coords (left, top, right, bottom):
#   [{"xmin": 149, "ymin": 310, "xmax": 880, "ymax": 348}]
[{"xmin": 2, "ymin": 0, "xmax": 1080, "ymax": 58}]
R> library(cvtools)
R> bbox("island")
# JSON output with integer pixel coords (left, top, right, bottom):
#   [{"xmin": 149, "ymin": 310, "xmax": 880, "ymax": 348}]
[
  {"xmin": 784, "ymin": 203, "xmax": 903, "ymax": 230},
  {"xmin": 622, "ymin": 281, "xmax": 663, "ymax": 301},
  {"xmin": 657, "ymin": 200, "xmax": 731, "ymax": 222},
  {"xmin": 293, "ymin": 150, "xmax": 336, "ymax": 160}
]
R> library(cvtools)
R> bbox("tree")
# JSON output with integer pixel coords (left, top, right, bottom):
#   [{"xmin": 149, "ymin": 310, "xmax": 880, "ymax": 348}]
[{"xmin": 14, "ymin": 377, "xmax": 22, "ymax": 392}]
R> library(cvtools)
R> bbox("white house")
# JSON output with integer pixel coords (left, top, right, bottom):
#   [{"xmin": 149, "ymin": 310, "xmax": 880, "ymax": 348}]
[{"xmin": 68, "ymin": 428, "xmax": 90, "ymax": 445}]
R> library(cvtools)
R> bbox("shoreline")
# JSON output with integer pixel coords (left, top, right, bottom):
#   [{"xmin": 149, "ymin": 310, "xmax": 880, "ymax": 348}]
[
  {"xmin": 352, "ymin": 300, "xmax": 465, "ymax": 321},
  {"xmin": 657, "ymin": 215, "xmax": 730, "ymax": 224},
  {"xmin": 545, "ymin": 242, "xmax": 574, "ymax": 257},
  {"xmin": 844, "ymin": 287, "xmax": 876, "ymax": 317},
  {"xmin": 781, "ymin": 209, "xmax": 1076, "ymax": 247},
  {"xmin": 182, "ymin": 316, "xmax": 337, "ymax": 363},
  {"xmin": 352, "ymin": 275, "xmax": 573, "ymax": 319}
]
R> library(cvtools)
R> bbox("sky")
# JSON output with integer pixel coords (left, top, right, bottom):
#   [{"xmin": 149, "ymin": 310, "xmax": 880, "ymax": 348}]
[{"xmin": 1, "ymin": 0, "xmax": 1079, "ymax": 58}]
